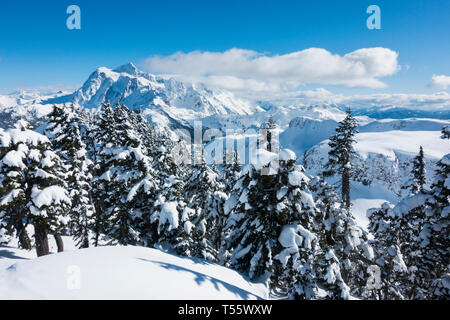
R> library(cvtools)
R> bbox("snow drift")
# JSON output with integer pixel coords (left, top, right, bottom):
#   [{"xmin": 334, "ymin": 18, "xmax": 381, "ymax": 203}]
[{"xmin": 0, "ymin": 245, "xmax": 267, "ymax": 300}]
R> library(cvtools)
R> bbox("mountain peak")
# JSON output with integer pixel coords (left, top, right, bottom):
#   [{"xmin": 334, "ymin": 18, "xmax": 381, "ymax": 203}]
[{"xmin": 113, "ymin": 62, "xmax": 140, "ymax": 75}]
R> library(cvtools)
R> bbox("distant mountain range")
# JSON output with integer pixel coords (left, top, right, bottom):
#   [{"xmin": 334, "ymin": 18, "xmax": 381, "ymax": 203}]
[
  {"xmin": 1, "ymin": 63, "xmax": 449, "ymax": 131},
  {"xmin": 1, "ymin": 63, "xmax": 449, "ymax": 226},
  {"xmin": 352, "ymin": 106, "xmax": 450, "ymax": 120}
]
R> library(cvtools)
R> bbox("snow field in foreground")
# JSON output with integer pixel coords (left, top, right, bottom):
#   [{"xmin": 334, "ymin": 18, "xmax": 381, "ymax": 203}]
[{"xmin": 0, "ymin": 244, "xmax": 267, "ymax": 300}]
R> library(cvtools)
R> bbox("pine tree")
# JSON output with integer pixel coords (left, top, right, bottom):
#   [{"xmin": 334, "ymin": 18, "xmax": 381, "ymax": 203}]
[
  {"xmin": 137, "ymin": 128, "xmax": 183, "ymax": 247},
  {"xmin": 0, "ymin": 122, "xmax": 33, "ymax": 249},
  {"xmin": 324, "ymin": 109, "xmax": 358, "ymax": 209},
  {"xmin": 183, "ymin": 159, "xmax": 227, "ymax": 261},
  {"xmin": 46, "ymin": 104, "xmax": 95, "ymax": 248},
  {"xmin": 150, "ymin": 174, "xmax": 190, "ymax": 254},
  {"xmin": 260, "ymin": 115, "xmax": 279, "ymax": 153},
  {"xmin": 441, "ymin": 125, "xmax": 450, "ymax": 140},
  {"xmin": 420, "ymin": 130, "xmax": 449, "ymax": 299},
  {"xmin": 106, "ymin": 104, "xmax": 154, "ymax": 245},
  {"xmin": 367, "ymin": 203, "xmax": 409, "ymax": 299},
  {"xmin": 89, "ymin": 103, "xmax": 156, "ymax": 245},
  {"xmin": 0, "ymin": 120, "xmax": 70, "ymax": 256},
  {"xmin": 222, "ymin": 150, "xmax": 241, "ymax": 195},
  {"xmin": 225, "ymin": 146, "xmax": 320, "ymax": 296},
  {"xmin": 402, "ymin": 146, "xmax": 426, "ymax": 195},
  {"xmin": 89, "ymin": 102, "xmax": 116, "ymax": 245},
  {"xmin": 310, "ymin": 177, "xmax": 374, "ymax": 299}
]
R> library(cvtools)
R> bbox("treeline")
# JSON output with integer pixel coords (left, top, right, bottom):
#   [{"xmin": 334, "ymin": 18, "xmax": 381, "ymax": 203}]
[{"xmin": 0, "ymin": 104, "xmax": 448, "ymax": 300}]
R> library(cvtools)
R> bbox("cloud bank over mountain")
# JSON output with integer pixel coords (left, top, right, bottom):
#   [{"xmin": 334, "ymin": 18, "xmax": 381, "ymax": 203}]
[
  {"xmin": 144, "ymin": 47, "xmax": 400, "ymax": 92},
  {"xmin": 264, "ymin": 88, "xmax": 450, "ymax": 110}
]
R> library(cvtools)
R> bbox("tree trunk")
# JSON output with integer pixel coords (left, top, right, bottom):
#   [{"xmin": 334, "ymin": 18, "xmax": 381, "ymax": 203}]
[
  {"xmin": 342, "ymin": 167, "xmax": 351, "ymax": 210},
  {"xmin": 54, "ymin": 233, "xmax": 64, "ymax": 252},
  {"xmin": 34, "ymin": 223, "xmax": 49, "ymax": 257},
  {"xmin": 80, "ymin": 235, "xmax": 90, "ymax": 248},
  {"xmin": 15, "ymin": 221, "xmax": 32, "ymax": 250}
]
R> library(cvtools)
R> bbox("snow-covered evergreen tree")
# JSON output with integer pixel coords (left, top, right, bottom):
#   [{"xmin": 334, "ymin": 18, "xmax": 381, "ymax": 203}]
[
  {"xmin": 419, "ymin": 130, "xmax": 449, "ymax": 299},
  {"xmin": 402, "ymin": 146, "xmax": 426, "ymax": 195},
  {"xmin": 136, "ymin": 129, "xmax": 183, "ymax": 248},
  {"xmin": 89, "ymin": 103, "xmax": 156, "ymax": 245},
  {"xmin": 367, "ymin": 203, "xmax": 409, "ymax": 299},
  {"xmin": 310, "ymin": 177, "xmax": 373, "ymax": 299},
  {"xmin": 0, "ymin": 122, "xmax": 33, "ymax": 249},
  {"xmin": 222, "ymin": 150, "xmax": 241, "ymax": 195},
  {"xmin": 323, "ymin": 109, "xmax": 358, "ymax": 209},
  {"xmin": 89, "ymin": 102, "xmax": 116, "ymax": 245},
  {"xmin": 0, "ymin": 120, "xmax": 70, "ymax": 256},
  {"xmin": 150, "ymin": 174, "xmax": 191, "ymax": 254},
  {"xmin": 441, "ymin": 125, "xmax": 450, "ymax": 140},
  {"xmin": 183, "ymin": 159, "xmax": 227, "ymax": 261},
  {"xmin": 225, "ymin": 146, "xmax": 320, "ymax": 297},
  {"xmin": 46, "ymin": 104, "xmax": 95, "ymax": 248}
]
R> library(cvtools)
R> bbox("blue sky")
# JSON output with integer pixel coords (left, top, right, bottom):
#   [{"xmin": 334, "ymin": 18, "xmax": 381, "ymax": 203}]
[{"xmin": 0, "ymin": 0, "xmax": 449, "ymax": 96}]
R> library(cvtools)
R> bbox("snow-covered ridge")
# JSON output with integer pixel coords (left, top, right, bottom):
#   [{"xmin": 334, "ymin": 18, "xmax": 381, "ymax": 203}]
[
  {"xmin": 44, "ymin": 63, "xmax": 263, "ymax": 122},
  {"xmin": 0, "ymin": 91, "xmax": 68, "ymax": 129},
  {"xmin": 280, "ymin": 116, "xmax": 450, "ymax": 158},
  {"xmin": 303, "ymin": 130, "xmax": 449, "ymax": 195}
]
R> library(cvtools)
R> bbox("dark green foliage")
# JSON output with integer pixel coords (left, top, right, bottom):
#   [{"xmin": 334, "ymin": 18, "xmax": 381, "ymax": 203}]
[{"xmin": 324, "ymin": 109, "xmax": 358, "ymax": 209}]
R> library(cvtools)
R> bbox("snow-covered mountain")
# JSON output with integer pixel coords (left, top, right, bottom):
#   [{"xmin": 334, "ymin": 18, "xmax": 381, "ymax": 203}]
[
  {"xmin": 43, "ymin": 63, "xmax": 263, "ymax": 130},
  {"xmin": 353, "ymin": 105, "xmax": 450, "ymax": 120},
  {"xmin": 1, "ymin": 63, "xmax": 449, "ymax": 230},
  {"xmin": 304, "ymin": 129, "xmax": 449, "ymax": 194},
  {"xmin": 0, "ymin": 90, "xmax": 67, "ymax": 129},
  {"xmin": 280, "ymin": 116, "xmax": 450, "ymax": 159},
  {"xmin": 300, "ymin": 128, "xmax": 449, "ymax": 227},
  {"xmin": 277, "ymin": 115, "xmax": 450, "ymax": 227}
]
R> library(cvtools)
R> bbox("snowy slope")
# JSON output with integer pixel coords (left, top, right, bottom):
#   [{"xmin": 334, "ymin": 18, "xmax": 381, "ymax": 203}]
[
  {"xmin": 0, "ymin": 90, "xmax": 66, "ymax": 128},
  {"xmin": 202, "ymin": 103, "xmax": 350, "ymax": 133},
  {"xmin": 303, "ymin": 130, "xmax": 449, "ymax": 228},
  {"xmin": 280, "ymin": 117, "xmax": 450, "ymax": 159},
  {"xmin": 304, "ymin": 130, "xmax": 449, "ymax": 191},
  {"xmin": 0, "ymin": 244, "xmax": 267, "ymax": 300}
]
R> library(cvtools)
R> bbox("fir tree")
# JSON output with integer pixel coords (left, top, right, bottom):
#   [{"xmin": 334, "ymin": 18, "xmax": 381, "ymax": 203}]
[
  {"xmin": 420, "ymin": 130, "xmax": 449, "ymax": 299},
  {"xmin": 150, "ymin": 175, "xmax": 190, "ymax": 254},
  {"xmin": 402, "ymin": 146, "xmax": 426, "ymax": 195},
  {"xmin": 222, "ymin": 150, "xmax": 241, "ymax": 195},
  {"xmin": 46, "ymin": 104, "xmax": 95, "ymax": 248},
  {"xmin": 89, "ymin": 103, "xmax": 156, "ymax": 245},
  {"xmin": 137, "ymin": 129, "xmax": 183, "ymax": 247},
  {"xmin": 367, "ymin": 203, "xmax": 409, "ymax": 299},
  {"xmin": 89, "ymin": 102, "xmax": 116, "ymax": 245},
  {"xmin": 105, "ymin": 104, "xmax": 153, "ymax": 245},
  {"xmin": 310, "ymin": 177, "xmax": 374, "ymax": 299},
  {"xmin": 183, "ymin": 159, "xmax": 227, "ymax": 261},
  {"xmin": 0, "ymin": 120, "xmax": 70, "ymax": 256},
  {"xmin": 225, "ymin": 146, "xmax": 320, "ymax": 296},
  {"xmin": 0, "ymin": 122, "xmax": 33, "ymax": 249},
  {"xmin": 441, "ymin": 125, "xmax": 450, "ymax": 140},
  {"xmin": 324, "ymin": 109, "xmax": 358, "ymax": 209}
]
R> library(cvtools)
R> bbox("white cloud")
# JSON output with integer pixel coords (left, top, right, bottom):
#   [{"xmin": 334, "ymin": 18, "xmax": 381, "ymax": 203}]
[
  {"xmin": 255, "ymin": 89, "xmax": 450, "ymax": 110},
  {"xmin": 144, "ymin": 47, "xmax": 400, "ymax": 91},
  {"xmin": 430, "ymin": 74, "xmax": 450, "ymax": 89}
]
